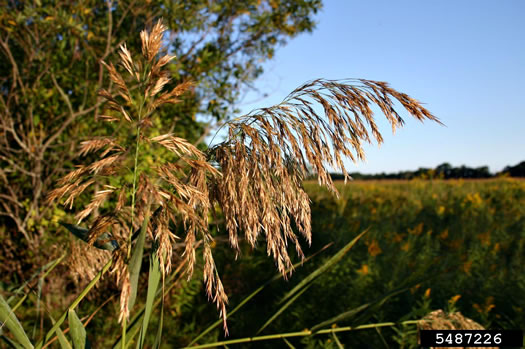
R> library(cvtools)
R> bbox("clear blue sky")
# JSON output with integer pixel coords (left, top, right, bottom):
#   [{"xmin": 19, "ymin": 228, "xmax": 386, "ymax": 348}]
[{"xmin": 232, "ymin": 0, "xmax": 525, "ymax": 174}]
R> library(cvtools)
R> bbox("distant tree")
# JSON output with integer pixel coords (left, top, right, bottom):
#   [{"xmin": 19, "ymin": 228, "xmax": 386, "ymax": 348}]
[{"xmin": 501, "ymin": 161, "xmax": 525, "ymax": 177}]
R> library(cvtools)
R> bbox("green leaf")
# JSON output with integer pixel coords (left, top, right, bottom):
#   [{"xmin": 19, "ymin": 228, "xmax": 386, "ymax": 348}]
[
  {"xmin": 188, "ymin": 243, "xmax": 333, "ymax": 346},
  {"xmin": 0, "ymin": 294, "xmax": 33, "ymax": 349},
  {"xmin": 8, "ymin": 254, "xmax": 66, "ymax": 304},
  {"xmin": 137, "ymin": 253, "xmax": 161, "ymax": 349},
  {"xmin": 257, "ymin": 283, "xmax": 313, "ymax": 334},
  {"xmin": 1, "ymin": 334, "xmax": 26, "ymax": 349},
  {"xmin": 279, "ymin": 229, "xmax": 368, "ymax": 305},
  {"xmin": 128, "ymin": 211, "xmax": 150, "ymax": 312},
  {"xmin": 310, "ymin": 303, "xmax": 371, "ymax": 332},
  {"xmin": 60, "ymin": 222, "xmax": 119, "ymax": 251},
  {"xmin": 48, "ymin": 314, "xmax": 72, "ymax": 349},
  {"xmin": 152, "ymin": 294, "xmax": 163, "ymax": 349},
  {"xmin": 311, "ymin": 284, "xmax": 421, "ymax": 332},
  {"xmin": 68, "ymin": 309, "xmax": 87, "ymax": 349},
  {"xmin": 332, "ymin": 332, "xmax": 344, "ymax": 349}
]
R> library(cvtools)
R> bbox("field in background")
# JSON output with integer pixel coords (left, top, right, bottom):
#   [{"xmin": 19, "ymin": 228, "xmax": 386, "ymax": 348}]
[
  {"xmin": 177, "ymin": 178, "xmax": 525, "ymax": 347},
  {"xmin": 4, "ymin": 178, "xmax": 524, "ymax": 347}
]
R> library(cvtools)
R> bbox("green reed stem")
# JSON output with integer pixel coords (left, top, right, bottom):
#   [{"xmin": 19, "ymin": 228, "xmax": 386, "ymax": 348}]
[
  {"xmin": 183, "ymin": 320, "xmax": 421, "ymax": 348},
  {"xmin": 35, "ymin": 258, "xmax": 113, "ymax": 349},
  {"xmin": 128, "ymin": 123, "xmax": 141, "ymax": 260},
  {"xmin": 123, "ymin": 87, "xmax": 147, "ymax": 349},
  {"xmin": 121, "ymin": 316, "xmax": 127, "ymax": 349}
]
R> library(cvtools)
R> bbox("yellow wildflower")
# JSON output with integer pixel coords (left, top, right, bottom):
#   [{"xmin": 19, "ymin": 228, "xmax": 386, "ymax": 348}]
[
  {"xmin": 424, "ymin": 288, "xmax": 431, "ymax": 298},
  {"xmin": 357, "ymin": 264, "xmax": 369, "ymax": 275},
  {"xmin": 367, "ymin": 240, "xmax": 382, "ymax": 257}
]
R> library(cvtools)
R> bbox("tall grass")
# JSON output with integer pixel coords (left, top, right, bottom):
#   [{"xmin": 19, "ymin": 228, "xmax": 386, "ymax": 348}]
[{"xmin": 1, "ymin": 18, "xmax": 440, "ymax": 347}]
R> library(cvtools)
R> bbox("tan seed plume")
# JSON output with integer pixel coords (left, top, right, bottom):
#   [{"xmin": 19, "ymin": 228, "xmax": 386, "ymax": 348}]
[{"xmin": 48, "ymin": 18, "xmax": 440, "ymax": 333}]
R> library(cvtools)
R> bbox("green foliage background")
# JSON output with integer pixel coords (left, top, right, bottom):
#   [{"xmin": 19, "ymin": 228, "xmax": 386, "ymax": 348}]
[
  {"xmin": 167, "ymin": 178, "xmax": 525, "ymax": 348},
  {"xmin": 0, "ymin": 0, "xmax": 321, "ymax": 274}
]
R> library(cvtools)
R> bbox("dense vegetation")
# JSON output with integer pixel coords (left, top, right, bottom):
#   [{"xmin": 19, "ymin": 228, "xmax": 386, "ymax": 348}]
[
  {"xmin": 170, "ymin": 178, "xmax": 525, "ymax": 347},
  {"xmin": 2, "ymin": 175, "xmax": 524, "ymax": 347},
  {"xmin": 2, "ymin": 2, "xmax": 523, "ymax": 348}
]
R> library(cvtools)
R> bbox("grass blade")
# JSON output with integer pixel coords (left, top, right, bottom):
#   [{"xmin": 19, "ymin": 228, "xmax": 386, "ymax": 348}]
[
  {"xmin": 68, "ymin": 310, "xmax": 87, "ymax": 349},
  {"xmin": 311, "ymin": 303, "xmax": 371, "ymax": 333},
  {"xmin": 188, "ymin": 243, "xmax": 333, "ymax": 346},
  {"xmin": 1, "ymin": 335, "xmax": 26, "ymax": 349},
  {"xmin": 256, "ymin": 230, "xmax": 367, "ymax": 335},
  {"xmin": 7, "ymin": 254, "xmax": 66, "ymax": 304},
  {"xmin": 112, "ymin": 260, "xmax": 187, "ymax": 349},
  {"xmin": 282, "ymin": 338, "xmax": 296, "ymax": 349},
  {"xmin": 128, "ymin": 211, "xmax": 150, "ymax": 312},
  {"xmin": 48, "ymin": 314, "xmax": 72, "ymax": 349},
  {"xmin": 181, "ymin": 320, "xmax": 421, "ymax": 348},
  {"xmin": 256, "ymin": 283, "xmax": 312, "ymax": 334},
  {"xmin": 35, "ymin": 258, "xmax": 113, "ymax": 349},
  {"xmin": 55, "ymin": 329, "xmax": 72, "ymax": 349},
  {"xmin": 332, "ymin": 332, "xmax": 344, "ymax": 349},
  {"xmin": 137, "ymin": 253, "xmax": 161, "ymax": 349},
  {"xmin": 152, "ymin": 288, "xmax": 164, "ymax": 349},
  {"xmin": 0, "ymin": 294, "xmax": 33, "ymax": 349},
  {"xmin": 311, "ymin": 286, "xmax": 410, "ymax": 332},
  {"xmin": 279, "ymin": 229, "xmax": 368, "ymax": 306}
]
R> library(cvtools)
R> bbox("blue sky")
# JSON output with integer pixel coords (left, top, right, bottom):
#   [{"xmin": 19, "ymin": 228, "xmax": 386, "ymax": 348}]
[{"xmin": 232, "ymin": 0, "xmax": 525, "ymax": 174}]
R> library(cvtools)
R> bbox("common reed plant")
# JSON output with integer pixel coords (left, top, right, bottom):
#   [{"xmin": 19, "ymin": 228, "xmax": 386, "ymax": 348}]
[{"xmin": 3, "ymin": 18, "xmax": 440, "ymax": 347}]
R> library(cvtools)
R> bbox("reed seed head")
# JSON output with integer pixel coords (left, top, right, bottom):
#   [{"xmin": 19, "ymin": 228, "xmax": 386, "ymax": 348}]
[{"xmin": 48, "ymin": 17, "xmax": 439, "ymax": 331}]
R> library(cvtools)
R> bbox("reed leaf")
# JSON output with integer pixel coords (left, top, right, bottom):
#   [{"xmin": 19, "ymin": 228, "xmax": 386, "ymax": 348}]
[
  {"xmin": 279, "ymin": 229, "xmax": 368, "ymax": 306},
  {"xmin": 7, "ymin": 254, "xmax": 66, "ymax": 304},
  {"xmin": 48, "ymin": 314, "xmax": 72, "ymax": 349},
  {"xmin": 257, "ymin": 283, "xmax": 313, "ymax": 334},
  {"xmin": 68, "ymin": 309, "xmax": 87, "ymax": 349},
  {"xmin": 137, "ymin": 253, "xmax": 161, "ymax": 349},
  {"xmin": 35, "ymin": 259, "xmax": 113, "ymax": 349},
  {"xmin": 1, "ymin": 335, "xmax": 25, "ymax": 349},
  {"xmin": 0, "ymin": 294, "xmax": 33, "ymax": 349},
  {"xmin": 128, "ymin": 211, "xmax": 150, "ymax": 312},
  {"xmin": 309, "ymin": 284, "xmax": 413, "ymax": 333},
  {"xmin": 53, "ymin": 330, "xmax": 71, "ymax": 349},
  {"xmin": 181, "ymin": 320, "xmax": 421, "ymax": 348},
  {"xmin": 332, "ymin": 332, "xmax": 344, "ymax": 349},
  {"xmin": 188, "ymin": 243, "xmax": 333, "ymax": 346}
]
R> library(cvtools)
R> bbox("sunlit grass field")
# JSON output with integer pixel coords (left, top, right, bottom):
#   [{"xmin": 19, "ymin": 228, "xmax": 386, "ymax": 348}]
[
  {"xmin": 278, "ymin": 178, "xmax": 525, "ymax": 347},
  {"xmin": 184, "ymin": 178, "xmax": 525, "ymax": 347}
]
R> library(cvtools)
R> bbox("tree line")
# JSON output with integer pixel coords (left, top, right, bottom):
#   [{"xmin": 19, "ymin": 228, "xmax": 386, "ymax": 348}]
[{"xmin": 327, "ymin": 161, "xmax": 525, "ymax": 180}]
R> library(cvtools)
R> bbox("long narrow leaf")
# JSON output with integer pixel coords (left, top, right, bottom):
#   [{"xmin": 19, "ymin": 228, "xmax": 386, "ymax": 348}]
[
  {"xmin": 188, "ymin": 243, "xmax": 333, "ymax": 346},
  {"xmin": 8, "ymin": 254, "xmax": 66, "ymax": 304},
  {"xmin": 35, "ymin": 258, "xmax": 113, "ymax": 349},
  {"xmin": 112, "ymin": 260, "xmax": 187, "ymax": 349},
  {"xmin": 137, "ymin": 253, "xmax": 161, "ymax": 349},
  {"xmin": 282, "ymin": 338, "xmax": 296, "ymax": 349},
  {"xmin": 332, "ymin": 332, "xmax": 344, "ymax": 349},
  {"xmin": 181, "ymin": 320, "xmax": 421, "ymax": 349},
  {"xmin": 128, "ymin": 211, "xmax": 150, "ymax": 312},
  {"xmin": 68, "ymin": 310, "xmax": 87, "ymax": 349},
  {"xmin": 311, "ymin": 286, "xmax": 412, "ymax": 332},
  {"xmin": 48, "ymin": 314, "xmax": 72, "ymax": 349},
  {"xmin": 1, "ymin": 334, "xmax": 26, "ymax": 349},
  {"xmin": 0, "ymin": 294, "xmax": 33, "ymax": 349},
  {"xmin": 279, "ymin": 229, "xmax": 368, "ymax": 305},
  {"xmin": 255, "ymin": 233, "xmax": 367, "ymax": 335},
  {"xmin": 257, "ymin": 283, "xmax": 312, "ymax": 334},
  {"xmin": 152, "ymin": 287, "xmax": 164, "ymax": 349}
]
